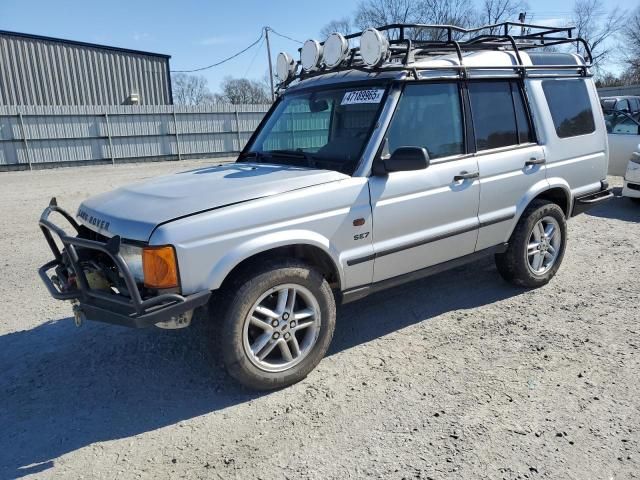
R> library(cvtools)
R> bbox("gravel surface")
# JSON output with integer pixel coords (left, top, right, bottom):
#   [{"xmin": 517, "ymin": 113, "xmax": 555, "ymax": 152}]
[{"xmin": 1, "ymin": 160, "xmax": 638, "ymax": 479}]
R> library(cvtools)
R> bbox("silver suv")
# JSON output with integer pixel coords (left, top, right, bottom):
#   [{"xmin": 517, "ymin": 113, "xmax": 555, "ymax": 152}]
[{"xmin": 39, "ymin": 23, "xmax": 612, "ymax": 389}]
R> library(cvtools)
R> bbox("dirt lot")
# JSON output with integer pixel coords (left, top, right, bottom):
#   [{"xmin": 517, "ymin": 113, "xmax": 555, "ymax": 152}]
[{"xmin": 0, "ymin": 159, "xmax": 638, "ymax": 479}]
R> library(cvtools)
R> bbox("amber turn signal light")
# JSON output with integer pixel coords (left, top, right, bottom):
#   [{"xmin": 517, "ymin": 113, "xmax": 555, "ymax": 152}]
[{"xmin": 142, "ymin": 245, "xmax": 179, "ymax": 289}]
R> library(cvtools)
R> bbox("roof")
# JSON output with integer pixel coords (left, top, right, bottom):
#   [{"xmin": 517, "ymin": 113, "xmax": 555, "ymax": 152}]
[
  {"xmin": 0, "ymin": 29, "xmax": 171, "ymax": 59},
  {"xmin": 288, "ymin": 50, "xmax": 586, "ymax": 93}
]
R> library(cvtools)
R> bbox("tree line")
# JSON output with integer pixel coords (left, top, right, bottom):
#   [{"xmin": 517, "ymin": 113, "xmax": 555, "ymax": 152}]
[{"xmin": 172, "ymin": 0, "xmax": 639, "ymax": 104}]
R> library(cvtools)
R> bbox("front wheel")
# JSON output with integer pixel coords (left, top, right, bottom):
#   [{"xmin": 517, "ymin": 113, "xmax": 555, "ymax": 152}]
[
  {"xmin": 217, "ymin": 259, "xmax": 336, "ymax": 390},
  {"xmin": 495, "ymin": 200, "xmax": 567, "ymax": 288}
]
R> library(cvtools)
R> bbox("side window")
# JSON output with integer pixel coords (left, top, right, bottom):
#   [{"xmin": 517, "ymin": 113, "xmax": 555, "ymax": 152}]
[
  {"xmin": 541, "ymin": 79, "xmax": 596, "ymax": 138},
  {"xmin": 617, "ymin": 99, "xmax": 630, "ymax": 112},
  {"xmin": 386, "ymin": 82, "xmax": 464, "ymax": 160},
  {"xmin": 468, "ymin": 81, "xmax": 531, "ymax": 151}
]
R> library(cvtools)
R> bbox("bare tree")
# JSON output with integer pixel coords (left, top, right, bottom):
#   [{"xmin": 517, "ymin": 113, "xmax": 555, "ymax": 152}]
[
  {"xmin": 353, "ymin": 0, "xmax": 416, "ymax": 37},
  {"xmin": 353, "ymin": 0, "xmax": 475, "ymax": 40},
  {"xmin": 478, "ymin": 0, "xmax": 527, "ymax": 34},
  {"xmin": 571, "ymin": 0, "xmax": 625, "ymax": 72},
  {"xmin": 619, "ymin": 5, "xmax": 640, "ymax": 84},
  {"xmin": 419, "ymin": 0, "xmax": 476, "ymax": 40},
  {"xmin": 220, "ymin": 77, "xmax": 271, "ymax": 104},
  {"xmin": 171, "ymin": 74, "xmax": 213, "ymax": 105},
  {"xmin": 320, "ymin": 18, "xmax": 352, "ymax": 38}
]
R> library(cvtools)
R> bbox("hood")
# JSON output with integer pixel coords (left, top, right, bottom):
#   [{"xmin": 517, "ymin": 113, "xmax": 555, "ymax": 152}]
[{"xmin": 77, "ymin": 162, "xmax": 348, "ymax": 241}]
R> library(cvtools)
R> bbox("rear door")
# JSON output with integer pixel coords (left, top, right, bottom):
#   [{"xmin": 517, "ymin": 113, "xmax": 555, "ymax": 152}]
[
  {"xmin": 367, "ymin": 82, "xmax": 480, "ymax": 282},
  {"xmin": 468, "ymin": 80, "xmax": 546, "ymax": 251}
]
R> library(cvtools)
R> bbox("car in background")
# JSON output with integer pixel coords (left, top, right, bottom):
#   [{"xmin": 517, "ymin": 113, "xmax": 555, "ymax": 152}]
[
  {"xmin": 622, "ymin": 149, "xmax": 640, "ymax": 203},
  {"xmin": 601, "ymin": 96, "xmax": 640, "ymax": 114},
  {"xmin": 603, "ymin": 109, "xmax": 640, "ymax": 176}
]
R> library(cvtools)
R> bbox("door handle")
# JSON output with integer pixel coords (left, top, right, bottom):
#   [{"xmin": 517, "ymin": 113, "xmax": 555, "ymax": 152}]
[
  {"xmin": 525, "ymin": 157, "xmax": 546, "ymax": 166},
  {"xmin": 454, "ymin": 171, "xmax": 480, "ymax": 181}
]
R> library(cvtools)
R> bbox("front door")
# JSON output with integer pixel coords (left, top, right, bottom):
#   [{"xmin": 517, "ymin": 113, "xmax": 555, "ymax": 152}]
[{"xmin": 368, "ymin": 82, "xmax": 481, "ymax": 283}]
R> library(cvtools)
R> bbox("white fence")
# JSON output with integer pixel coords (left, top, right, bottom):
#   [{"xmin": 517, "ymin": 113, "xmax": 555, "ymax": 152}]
[{"xmin": 0, "ymin": 104, "xmax": 271, "ymax": 170}]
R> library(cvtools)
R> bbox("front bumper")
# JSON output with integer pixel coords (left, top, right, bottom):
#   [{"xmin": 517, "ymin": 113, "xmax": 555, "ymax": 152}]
[
  {"xmin": 571, "ymin": 180, "xmax": 613, "ymax": 216},
  {"xmin": 38, "ymin": 198, "xmax": 211, "ymax": 328},
  {"xmin": 622, "ymin": 157, "xmax": 640, "ymax": 199}
]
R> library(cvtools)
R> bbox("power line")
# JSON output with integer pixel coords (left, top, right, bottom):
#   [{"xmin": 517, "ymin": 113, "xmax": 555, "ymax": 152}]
[
  {"xmin": 171, "ymin": 32, "xmax": 264, "ymax": 73},
  {"xmin": 243, "ymin": 34, "xmax": 265, "ymax": 77},
  {"xmin": 269, "ymin": 28, "xmax": 303, "ymax": 45}
]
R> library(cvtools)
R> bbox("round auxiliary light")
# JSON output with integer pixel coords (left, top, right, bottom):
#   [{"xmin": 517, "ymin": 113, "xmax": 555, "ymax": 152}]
[
  {"xmin": 359, "ymin": 28, "xmax": 389, "ymax": 67},
  {"xmin": 323, "ymin": 32, "xmax": 349, "ymax": 68},
  {"xmin": 301, "ymin": 39, "xmax": 323, "ymax": 71},
  {"xmin": 276, "ymin": 52, "xmax": 296, "ymax": 81}
]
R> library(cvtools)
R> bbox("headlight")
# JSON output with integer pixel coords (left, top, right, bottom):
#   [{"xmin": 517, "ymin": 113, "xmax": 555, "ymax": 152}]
[{"xmin": 119, "ymin": 244, "xmax": 144, "ymax": 282}]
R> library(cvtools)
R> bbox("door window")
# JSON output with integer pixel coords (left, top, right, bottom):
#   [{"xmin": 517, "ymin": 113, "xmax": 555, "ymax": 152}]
[
  {"xmin": 467, "ymin": 81, "xmax": 534, "ymax": 151},
  {"xmin": 385, "ymin": 83, "xmax": 464, "ymax": 160}
]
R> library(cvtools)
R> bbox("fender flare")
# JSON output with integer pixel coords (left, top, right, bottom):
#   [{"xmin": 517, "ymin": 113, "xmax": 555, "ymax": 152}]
[
  {"xmin": 507, "ymin": 178, "xmax": 572, "ymax": 238},
  {"xmin": 205, "ymin": 229, "xmax": 344, "ymax": 291}
]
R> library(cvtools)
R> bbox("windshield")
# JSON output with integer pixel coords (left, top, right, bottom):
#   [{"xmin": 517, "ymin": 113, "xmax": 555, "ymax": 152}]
[{"xmin": 240, "ymin": 86, "xmax": 387, "ymax": 174}]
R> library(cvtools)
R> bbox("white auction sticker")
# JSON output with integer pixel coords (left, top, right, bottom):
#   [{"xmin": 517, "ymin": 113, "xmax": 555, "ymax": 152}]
[{"xmin": 341, "ymin": 89, "xmax": 385, "ymax": 105}]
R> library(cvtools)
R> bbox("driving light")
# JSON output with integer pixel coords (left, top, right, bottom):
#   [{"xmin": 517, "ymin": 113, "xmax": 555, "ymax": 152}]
[
  {"xmin": 142, "ymin": 245, "xmax": 179, "ymax": 289},
  {"xmin": 276, "ymin": 52, "xmax": 296, "ymax": 81},
  {"xmin": 323, "ymin": 32, "xmax": 349, "ymax": 68},
  {"xmin": 359, "ymin": 28, "xmax": 389, "ymax": 67},
  {"xmin": 301, "ymin": 39, "xmax": 323, "ymax": 71}
]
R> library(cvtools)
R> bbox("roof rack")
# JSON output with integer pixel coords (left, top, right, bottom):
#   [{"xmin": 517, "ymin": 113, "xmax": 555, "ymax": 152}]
[{"xmin": 283, "ymin": 22, "xmax": 592, "ymax": 88}]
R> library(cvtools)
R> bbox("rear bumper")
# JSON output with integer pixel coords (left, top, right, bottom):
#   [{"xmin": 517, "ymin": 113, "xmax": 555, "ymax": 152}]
[
  {"xmin": 38, "ymin": 199, "xmax": 210, "ymax": 328},
  {"xmin": 571, "ymin": 181, "xmax": 613, "ymax": 216}
]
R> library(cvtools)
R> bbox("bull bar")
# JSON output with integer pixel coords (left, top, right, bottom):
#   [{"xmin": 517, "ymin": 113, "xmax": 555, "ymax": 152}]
[{"xmin": 38, "ymin": 198, "xmax": 211, "ymax": 328}]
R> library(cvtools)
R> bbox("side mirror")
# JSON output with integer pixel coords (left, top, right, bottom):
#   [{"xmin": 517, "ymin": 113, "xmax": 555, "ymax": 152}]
[{"xmin": 374, "ymin": 147, "xmax": 430, "ymax": 174}]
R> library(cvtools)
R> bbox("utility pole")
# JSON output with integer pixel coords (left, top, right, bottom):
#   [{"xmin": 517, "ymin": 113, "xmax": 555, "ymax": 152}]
[
  {"xmin": 518, "ymin": 12, "xmax": 527, "ymax": 36},
  {"xmin": 264, "ymin": 26, "xmax": 275, "ymax": 102}
]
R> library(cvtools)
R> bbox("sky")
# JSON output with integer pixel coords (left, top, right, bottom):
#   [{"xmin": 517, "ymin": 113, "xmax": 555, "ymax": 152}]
[{"xmin": 0, "ymin": 0, "xmax": 634, "ymax": 94}]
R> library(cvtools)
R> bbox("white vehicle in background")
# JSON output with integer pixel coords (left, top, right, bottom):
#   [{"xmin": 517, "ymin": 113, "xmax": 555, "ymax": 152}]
[
  {"xmin": 600, "ymin": 96, "xmax": 640, "ymax": 114},
  {"xmin": 622, "ymin": 150, "xmax": 640, "ymax": 203},
  {"xmin": 603, "ymin": 109, "xmax": 640, "ymax": 176}
]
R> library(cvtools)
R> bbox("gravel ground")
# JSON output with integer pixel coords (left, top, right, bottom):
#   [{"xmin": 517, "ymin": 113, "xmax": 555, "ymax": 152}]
[{"xmin": 0, "ymin": 160, "xmax": 638, "ymax": 480}]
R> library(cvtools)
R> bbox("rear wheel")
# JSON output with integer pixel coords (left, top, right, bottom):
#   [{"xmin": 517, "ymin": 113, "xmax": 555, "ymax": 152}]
[
  {"xmin": 495, "ymin": 200, "xmax": 567, "ymax": 288},
  {"xmin": 217, "ymin": 259, "xmax": 336, "ymax": 390}
]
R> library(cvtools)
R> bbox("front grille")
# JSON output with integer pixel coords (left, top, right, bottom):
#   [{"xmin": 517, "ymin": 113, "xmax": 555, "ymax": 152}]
[{"xmin": 628, "ymin": 182, "xmax": 640, "ymax": 192}]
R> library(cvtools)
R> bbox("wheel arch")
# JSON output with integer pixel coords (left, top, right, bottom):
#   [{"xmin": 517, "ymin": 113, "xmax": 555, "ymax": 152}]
[
  {"xmin": 207, "ymin": 231, "xmax": 344, "ymax": 292},
  {"xmin": 508, "ymin": 180, "xmax": 571, "ymax": 238}
]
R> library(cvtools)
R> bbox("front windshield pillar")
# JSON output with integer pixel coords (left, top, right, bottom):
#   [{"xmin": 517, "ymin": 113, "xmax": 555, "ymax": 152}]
[{"xmin": 353, "ymin": 84, "xmax": 403, "ymax": 177}]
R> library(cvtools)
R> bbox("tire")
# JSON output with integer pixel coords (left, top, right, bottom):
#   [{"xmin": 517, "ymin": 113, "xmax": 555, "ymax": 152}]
[
  {"xmin": 217, "ymin": 259, "xmax": 336, "ymax": 390},
  {"xmin": 495, "ymin": 200, "xmax": 567, "ymax": 288}
]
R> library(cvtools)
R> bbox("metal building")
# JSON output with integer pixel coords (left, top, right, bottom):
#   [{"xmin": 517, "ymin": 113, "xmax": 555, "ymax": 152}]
[{"xmin": 0, "ymin": 30, "xmax": 172, "ymax": 106}]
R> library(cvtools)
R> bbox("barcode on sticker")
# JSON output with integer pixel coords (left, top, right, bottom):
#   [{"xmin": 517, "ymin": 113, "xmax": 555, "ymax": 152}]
[{"xmin": 341, "ymin": 89, "xmax": 385, "ymax": 105}]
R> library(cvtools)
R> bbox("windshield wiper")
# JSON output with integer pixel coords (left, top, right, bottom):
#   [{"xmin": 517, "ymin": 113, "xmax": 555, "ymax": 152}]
[
  {"xmin": 268, "ymin": 149, "xmax": 317, "ymax": 168},
  {"xmin": 238, "ymin": 151, "xmax": 270, "ymax": 163}
]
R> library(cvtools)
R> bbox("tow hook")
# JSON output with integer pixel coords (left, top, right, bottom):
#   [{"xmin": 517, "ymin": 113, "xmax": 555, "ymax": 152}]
[{"xmin": 72, "ymin": 302, "xmax": 85, "ymax": 327}]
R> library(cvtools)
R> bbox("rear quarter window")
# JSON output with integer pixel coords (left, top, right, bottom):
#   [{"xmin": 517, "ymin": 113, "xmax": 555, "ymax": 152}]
[{"xmin": 542, "ymin": 80, "xmax": 596, "ymax": 138}]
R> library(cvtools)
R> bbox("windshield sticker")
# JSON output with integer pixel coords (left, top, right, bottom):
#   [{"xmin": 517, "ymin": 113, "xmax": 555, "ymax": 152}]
[{"xmin": 341, "ymin": 89, "xmax": 385, "ymax": 105}]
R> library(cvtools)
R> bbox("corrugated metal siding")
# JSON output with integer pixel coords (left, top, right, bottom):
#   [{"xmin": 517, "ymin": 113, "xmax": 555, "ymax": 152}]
[
  {"xmin": 0, "ymin": 32, "xmax": 171, "ymax": 106},
  {"xmin": 0, "ymin": 104, "xmax": 270, "ymax": 168}
]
